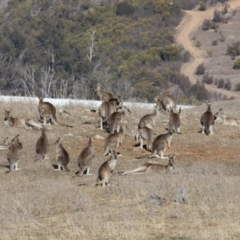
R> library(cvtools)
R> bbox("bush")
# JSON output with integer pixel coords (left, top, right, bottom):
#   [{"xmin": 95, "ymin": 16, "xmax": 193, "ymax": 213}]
[
  {"xmin": 202, "ymin": 73, "xmax": 213, "ymax": 84},
  {"xmin": 224, "ymin": 79, "xmax": 232, "ymax": 90},
  {"xmin": 195, "ymin": 63, "xmax": 205, "ymax": 75},
  {"xmin": 116, "ymin": 2, "xmax": 135, "ymax": 16},
  {"xmin": 213, "ymin": 10, "xmax": 223, "ymax": 22},
  {"xmin": 218, "ymin": 78, "xmax": 225, "ymax": 88},
  {"xmin": 227, "ymin": 41, "xmax": 240, "ymax": 57},
  {"xmin": 199, "ymin": 2, "xmax": 206, "ymax": 11},
  {"xmin": 212, "ymin": 40, "xmax": 218, "ymax": 46},
  {"xmin": 189, "ymin": 81, "xmax": 208, "ymax": 101},
  {"xmin": 234, "ymin": 82, "xmax": 240, "ymax": 91},
  {"xmin": 233, "ymin": 58, "xmax": 240, "ymax": 69}
]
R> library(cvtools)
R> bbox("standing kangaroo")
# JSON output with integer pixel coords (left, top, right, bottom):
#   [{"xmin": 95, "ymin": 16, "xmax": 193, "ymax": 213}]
[
  {"xmin": 123, "ymin": 155, "xmax": 175, "ymax": 175},
  {"xmin": 94, "ymin": 83, "xmax": 115, "ymax": 102},
  {"xmin": 38, "ymin": 97, "xmax": 73, "ymax": 127},
  {"xmin": 154, "ymin": 95, "xmax": 176, "ymax": 112},
  {"xmin": 103, "ymin": 125, "xmax": 126, "ymax": 156},
  {"xmin": 55, "ymin": 138, "xmax": 70, "ymax": 171},
  {"xmin": 6, "ymin": 135, "xmax": 23, "ymax": 174},
  {"xmin": 168, "ymin": 107, "xmax": 181, "ymax": 134},
  {"xmin": 4, "ymin": 110, "xmax": 43, "ymax": 130},
  {"xmin": 94, "ymin": 154, "xmax": 118, "ymax": 187},
  {"xmin": 138, "ymin": 106, "xmax": 160, "ymax": 129},
  {"xmin": 75, "ymin": 136, "xmax": 94, "ymax": 176},
  {"xmin": 98, "ymin": 96, "xmax": 122, "ymax": 131},
  {"xmin": 148, "ymin": 129, "xmax": 174, "ymax": 159},
  {"xmin": 135, "ymin": 126, "xmax": 153, "ymax": 151},
  {"xmin": 200, "ymin": 103, "xmax": 215, "ymax": 135},
  {"xmin": 106, "ymin": 105, "xmax": 131, "ymax": 134},
  {"xmin": 35, "ymin": 128, "xmax": 49, "ymax": 162}
]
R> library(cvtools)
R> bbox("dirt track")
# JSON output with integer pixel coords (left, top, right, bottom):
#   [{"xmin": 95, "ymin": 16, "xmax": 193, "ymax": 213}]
[{"xmin": 176, "ymin": 0, "xmax": 240, "ymax": 99}]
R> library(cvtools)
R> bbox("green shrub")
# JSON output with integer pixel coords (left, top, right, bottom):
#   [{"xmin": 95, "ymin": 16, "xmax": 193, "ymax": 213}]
[
  {"xmin": 116, "ymin": 2, "xmax": 135, "ymax": 16},
  {"xmin": 199, "ymin": 2, "xmax": 206, "ymax": 11},
  {"xmin": 196, "ymin": 63, "xmax": 205, "ymax": 75},
  {"xmin": 233, "ymin": 58, "xmax": 240, "ymax": 69},
  {"xmin": 227, "ymin": 41, "xmax": 240, "ymax": 57}
]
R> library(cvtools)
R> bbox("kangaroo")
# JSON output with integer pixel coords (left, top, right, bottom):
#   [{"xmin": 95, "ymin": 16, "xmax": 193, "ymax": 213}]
[
  {"xmin": 98, "ymin": 96, "xmax": 122, "ymax": 131},
  {"xmin": 138, "ymin": 105, "xmax": 160, "ymax": 129},
  {"xmin": 4, "ymin": 110, "xmax": 43, "ymax": 130},
  {"xmin": 75, "ymin": 136, "xmax": 94, "ymax": 176},
  {"xmin": 200, "ymin": 103, "xmax": 215, "ymax": 135},
  {"xmin": 94, "ymin": 83, "xmax": 115, "ymax": 102},
  {"xmin": 38, "ymin": 97, "xmax": 73, "ymax": 128},
  {"xmin": 148, "ymin": 129, "xmax": 174, "ymax": 159},
  {"xmin": 154, "ymin": 95, "xmax": 176, "ymax": 112},
  {"xmin": 6, "ymin": 135, "xmax": 23, "ymax": 174},
  {"xmin": 94, "ymin": 154, "xmax": 118, "ymax": 187},
  {"xmin": 103, "ymin": 125, "xmax": 126, "ymax": 156},
  {"xmin": 106, "ymin": 105, "xmax": 131, "ymax": 134},
  {"xmin": 55, "ymin": 138, "xmax": 70, "ymax": 171},
  {"xmin": 214, "ymin": 109, "xmax": 240, "ymax": 126},
  {"xmin": 168, "ymin": 107, "xmax": 181, "ymax": 134},
  {"xmin": 135, "ymin": 126, "xmax": 153, "ymax": 151},
  {"xmin": 122, "ymin": 155, "xmax": 175, "ymax": 175},
  {"xmin": 35, "ymin": 128, "xmax": 49, "ymax": 162}
]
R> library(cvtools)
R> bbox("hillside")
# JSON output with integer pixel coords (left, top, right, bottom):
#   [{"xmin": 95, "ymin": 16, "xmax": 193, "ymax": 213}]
[
  {"xmin": 0, "ymin": 0, "xmax": 235, "ymax": 103},
  {"xmin": 176, "ymin": 0, "xmax": 240, "ymax": 100}
]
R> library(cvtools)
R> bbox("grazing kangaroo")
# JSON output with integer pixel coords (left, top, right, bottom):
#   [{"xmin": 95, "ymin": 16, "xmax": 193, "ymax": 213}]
[
  {"xmin": 6, "ymin": 135, "xmax": 23, "ymax": 174},
  {"xmin": 147, "ymin": 129, "xmax": 174, "ymax": 159},
  {"xmin": 214, "ymin": 109, "xmax": 240, "ymax": 126},
  {"xmin": 138, "ymin": 105, "xmax": 160, "ymax": 129},
  {"xmin": 94, "ymin": 83, "xmax": 115, "ymax": 102},
  {"xmin": 135, "ymin": 126, "xmax": 153, "ymax": 151},
  {"xmin": 38, "ymin": 97, "xmax": 73, "ymax": 127},
  {"xmin": 94, "ymin": 154, "xmax": 118, "ymax": 187},
  {"xmin": 123, "ymin": 155, "xmax": 175, "ymax": 175},
  {"xmin": 200, "ymin": 103, "xmax": 215, "ymax": 135},
  {"xmin": 35, "ymin": 128, "xmax": 49, "ymax": 162},
  {"xmin": 154, "ymin": 95, "xmax": 176, "ymax": 112},
  {"xmin": 168, "ymin": 107, "xmax": 181, "ymax": 134},
  {"xmin": 55, "ymin": 138, "xmax": 70, "ymax": 171},
  {"xmin": 75, "ymin": 136, "xmax": 94, "ymax": 176},
  {"xmin": 103, "ymin": 125, "xmax": 125, "ymax": 156},
  {"xmin": 106, "ymin": 105, "xmax": 131, "ymax": 134},
  {"xmin": 4, "ymin": 110, "xmax": 43, "ymax": 130},
  {"xmin": 98, "ymin": 96, "xmax": 122, "ymax": 131}
]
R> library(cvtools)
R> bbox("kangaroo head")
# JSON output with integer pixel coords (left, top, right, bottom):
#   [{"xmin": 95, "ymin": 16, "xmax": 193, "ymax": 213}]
[
  {"xmin": 205, "ymin": 102, "xmax": 212, "ymax": 112},
  {"xmin": 4, "ymin": 109, "xmax": 11, "ymax": 120},
  {"xmin": 168, "ymin": 154, "xmax": 175, "ymax": 166},
  {"xmin": 94, "ymin": 83, "xmax": 101, "ymax": 92}
]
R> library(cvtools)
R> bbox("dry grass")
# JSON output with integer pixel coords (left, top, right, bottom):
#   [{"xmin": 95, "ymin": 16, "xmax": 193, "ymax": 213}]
[{"xmin": 1, "ymin": 99, "xmax": 240, "ymax": 240}]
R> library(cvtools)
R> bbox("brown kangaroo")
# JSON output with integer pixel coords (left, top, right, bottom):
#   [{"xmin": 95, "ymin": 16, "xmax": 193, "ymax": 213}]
[
  {"xmin": 94, "ymin": 83, "xmax": 115, "ymax": 102},
  {"xmin": 75, "ymin": 136, "xmax": 94, "ymax": 176},
  {"xmin": 6, "ymin": 135, "xmax": 23, "ymax": 174},
  {"xmin": 94, "ymin": 154, "xmax": 118, "ymax": 187},
  {"xmin": 123, "ymin": 155, "xmax": 175, "ymax": 175},
  {"xmin": 200, "ymin": 103, "xmax": 215, "ymax": 135},
  {"xmin": 38, "ymin": 97, "xmax": 73, "ymax": 127}
]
